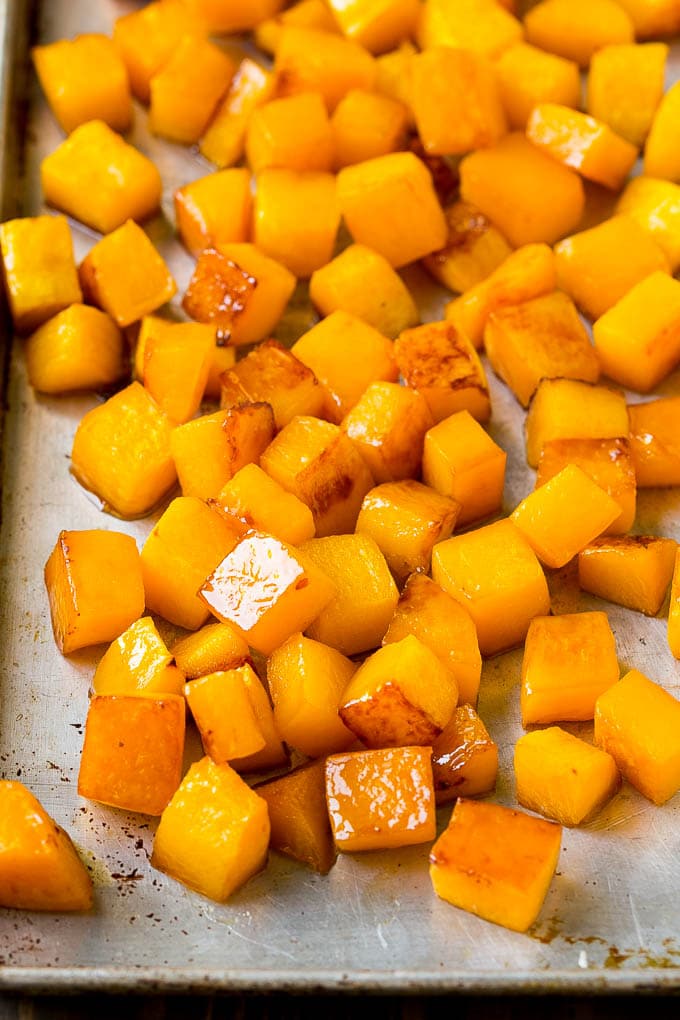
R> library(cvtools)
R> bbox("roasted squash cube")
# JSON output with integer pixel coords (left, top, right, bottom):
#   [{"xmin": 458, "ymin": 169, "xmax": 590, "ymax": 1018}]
[
  {"xmin": 172, "ymin": 621, "xmax": 250, "ymax": 679},
  {"xmin": 617, "ymin": 176, "xmax": 680, "ymax": 272},
  {"xmin": 220, "ymin": 339, "xmax": 323, "ymax": 429},
  {"xmin": 588, "ymin": 43, "xmax": 667, "ymax": 148},
  {"xmin": 174, "ymin": 169, "xmax": 252, "ymax": 257},
  {"xmin": 524, "ymin": 0, "xmax": 633, "ymax": 67},
  {"xmin": 422, "ymin": 200, "xmax": 512, "ymax": 295},
  {"xmin": 255, "ymin": 759, "xmax": 336, "ymax": 874},
  {"xmin": 578, "ymin": 535, "xmax": 677, "ymax": 616},
  {"xmin": 70, "ymin": 382, "xmax": 176, "ymax": 517},
  {"xmin": 185, "ymin": 668, "xmax": 267, "ymax": 765},
  {"xmin": 200, "ymin": 57, "xmax": 275, "ymax": 168},
  {"xmin": 93, "ymin": 617, "xmax": 177, "ymax": 697},
  {"xmin": 149, "ymin": 36, "xmax": 235, "ymax": 144},
  {"xmin": 142, "ymin": 320, "xmax": 214, "ymax": 424},
  {"xmin": 25, "ymin": 304, "xmax": 126, "ymax": 394},
  {"xmin": 495, "ymin": 43, "xmax": 580, "ymax": 130},
  {"xmin": 431, "ymin": 704, "xmax": 498, "ymax": 804},
  {"xmin": 432, "ymin": 519, "xmax": 550, "ymax": 656},
  {"xmin": 0, "ymin": 215, "xmax": 82, "ymax": 334},
  {"xmin": 0, "ymin": 783, "xmax": 93, "ymax": 912},
  {"xmin": 142, "ymin": 496, "xmax": 245, "ymax": 630},
  {"xmin": 644, "ymin": 80, "xmax": 680, "ymax": 182},
  {"xmin": 331, "ymin": 88, "xmax": 408, "ymax": 169},
  {"xmin": 246, "ymin": 92, "xmax": 334, "ymax": 174},
  {"xmin": 614, "ymin": 0, "xmax": 680, "ymax": 37},
  {"xmin": 267, "ymin": 633, "xmax": 356, "ymax": 757},
  {"xmin": 229, "ymin": 663, "xmax": 289, "ymax": 773},
  {"xmin": 342, "ymin": 383, "xmax": 434, "ymax": 483},
  {"xmin": 254, "ymin": 169, "xmax": 339, "ymax": 278},
  {"xmin": 217, "ymin": 463, "xmax": 315, "ymax": 546},
  {"xmin": 256, "ymin": 0, "xmax": 341, "ymax": 55},
  {"xmin": 152, "ymin": 757, "xmax": 270, "ymax": 902},
  {"xmin": 326, "ymin": 746, "xmax": 436, "ymax": 851},
  {"xmin": 78, "ymin": 694, "xmax": 185, "ymax": 815},
  {"xmin": 375, "ymin": 40, "xmax": 416, "ymax": 124},
  {"xmin": 179, "ymin": 0, "xmax": 285, "ymax": 32},
  {"xmin": 328, "ymin": 0, "xmax": 418, "ymax": 53},
  {"xmin": 594, "ymin": 669, "xmax": 680, "ymax": 805},
  {"xmin": 525, "ymin": 378, "xmax": 629, "ymax": 468},
  {"xmin": 628, "ymin": 396, "xmax": 680, "ymax": 487},
  {"xmin": 669, "ymin": 548, "xmax": 680, "ymax": 659},
  {"xmin": 418, "ymin": 0, "xmax": 522, "ymax": 58},
  {"xmin": 274, "ymin": 25, "xmax": 376, "ymax": 111}
]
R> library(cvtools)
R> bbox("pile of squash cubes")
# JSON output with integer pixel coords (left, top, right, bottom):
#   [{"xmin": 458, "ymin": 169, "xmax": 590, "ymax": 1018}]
[{"xmin": 1, "ymin": 0, "xmax": 680, "ymax": 936}]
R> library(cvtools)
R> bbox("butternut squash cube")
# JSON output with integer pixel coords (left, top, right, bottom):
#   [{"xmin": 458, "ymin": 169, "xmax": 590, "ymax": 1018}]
[
  {"xmin": 326, "ymin": 746, "xmax": 436, "ymax": 851},
  {"xmin": 395, "ymin": 321, "xmax": 491, "ymax": 425},
  {"xmin": 669, "ymin": 548, "xmax": 680, "ymax": 659},
  {"xmin": 79, "ymin": 221, "xmax": 176, "ymax": 328},
  {"xmin": 25, "ymin": 304, "xmax": 126, "ymax": 394},
  {"xmin": 246, "ymin": 92, "xmax": 334, "ymax": 174},
  {"xmin": 337, "ymin": 151, "xmax": 448, "ymax": 268},
  {"xmin": 417, "ymin": 0, "xmax": 522, "ymax": 58},
  {"xmin": 267, "ymin": 633, "xmax": 356, "ymax": 757},
  {"xmin": 578, "ymin": 535, "xmax": 677, "ymax": 615},
  {"xmin": 149, "ymin": 36, "xmax": 235, "ymax": 144},
  {"xmin": 536, "ymin": 438, "xmax": 636, "ymax": 535},
  {"xmin": 142, "ymin": 321, "xmax": 214, "ymax": 425},
  {"xmin": 78, "ymin": 694, "xmax": 185, "ymax": 815},
  {"xmin": 42, "ymin": 122, "xmax": 161, "ymax": 236},
  {"xmin": 587, "ymin": 43, "xmax": 667, "ymax": 148},
  {"xmin": 300, "ymin": 533, "xmax": 399, "ymax": 655},
  {"xmin": 628, "ymin": 396, "xmax": 680, "ymax": 487},
  {"xmin": 142, "ymin": 496, "xmax": 245, "ymax": 630},
  {"xmin": 254, "ymin": 169, "xmax": 340, "ymax": 278},
  {"xmin": 152, "ymin": 757, "xmax": 270, "ymax": 902},
  {"xmin": 200, "ymin": 58, "xmax": 275, "ymax": 169},
  {"xmin": 430, "ymin": 798, "xmax": 562, "ymax": 932},
  {"xmin": 521, "ymin": 611, "xmax": 619, "ymax": 726},
  {"xmin": 422, "ymin": 200, "xmax": 512, "ymax": 295},
  {"xmin": 260, "ymin": 416, "xmax": 374, "ymax": 536},
  {"xmin": 459, "ymin": 133, "xmax": 584, "ymax": 247},
  {"xmin": 525, "ymin": 378, "xmax": 629, "ymax": 468},
  {"xmin": 375, "ymin": 41, "xmax": 416, "ymax": 125},
  {"xmin": 511, "ymin": 464, "xmax": 621, "ymax": 570},
  {"xmin": 328, "ymin": 0, "xmax": 418, "ymax": 53},
  {"xmin": 292, "ymin": 311, "xmax": 398, "ymax": 423},
  {"xmin": 183, "ymin": 244, "xmax": 296, "ymax": 348},
  {"xmin": 593, "ymin": 271, "xmax": 680, "ymax": 393},
  {"xmin": 431, "ymin": 704, "xmax": 498, "ymax": 804},
  {"xmin": 0, "ymin": 782, "xmax": 93, "ymax": 912},
  {"xmin": 44, "ymin": 529, "xmax": 144, "ymax": 655},
  {"xmin": 174, "ymin": 169, "xmax": 252, "ymax": 257},
  {"xmin": 256, "ymin": 0, "xmax": 341, "ymax": 55},
  {"xmin": 274, "ymin": 26, "xmax": 376, "ymax": 111},
  {"xmin": 172, "ymin": 621, "xmax": 250, "ymax": 679},
  {"xmin": 524, "ymin": 0, "xmax": 634, "ymax": 67},
  {"xmin": 594, "ymin": 669, "xmax": 680, "ymax": 805},
  {"xmin": 484, "ymin": 291, "xmax": 600, "ymax": 408},
  {"xmin": 383, "ymin": 573, "xmax": 481, "ymax": 707},
  {"xmin": 179, "ymin": 0, "xmax": 285, "ymax": 32},
  {"xmin": 185, "ymin": 668, "xmax": 267, "ymax": 765},
  {"xmin": 310, "ymin": 244, "xmax": 418, "ymax": 340},
  {"xmin": 554, "ymin": 215, "xmax": 669, "ymax": 321},
  {"xmin": 93, "ymin": 617, "xmax": 178, "ymax": 697},
  {"xmin": 331, "ymin": 89, "xmax": 408, "ymax": 169},
  {"xmin": 199, "ymin": 531, "xmax": 336, "ymax": 655},
  {"xmin": 515, "ymin": 727, "xmax": 620, "ymax": 827},
  {"xmin": 217, "ymin": 464, "xmax": 316, "ymax": 546},
  {"xmin": 411, "ymin": 47, "xmax": 506, "ymax": 156},
  {"xmin": 614, "ymin": 0, "xmax": 680, "ymax": 37},
  {"xmin": 0, "ymin": 215, "xmax": 82, "ymax": 334},
  {"xmin": 432, "ymin": 519, "xmax": 550, "ymax": 656},
  {"xmin": 644, "ymin": 81, "xmax": 680, "ymax": 182},
  {"xmin": 356, "ymin": 480, "xmax": 458, "ymax": 583},
  {"xmin": 422, "ymin": 410, "xmax": 506, "ymax": 527},
  {"xmin": 342, "ymin": 383, "xmax": 434, "ymax": 483},
  {"xmin": 220, "ymin": 340, "xmax": 324, "ymax": 428},
  {"xmin": 255, "ymin": 759, "xmax": 336, "ymax": 874},
  {"xmin": 70, "ymin": 382, "xmax": 176, "ymax": 517},
  {"xmin": 617, "ymin": 176, "xmax": 680, "ymax": 272},
  {"xmin": 33, "ymin": 33, "xmax": 131, "ymax": 134},
  {"xmin": 229, "ymin": 663, "xmax": 289, "ymax": 774},
  {"xmin": 495, "ymin": 43, "xmax": 580, "ymax": 130},
  {"xmin": 446, "ymin": 242, "xmax": 556, "ymax": 349}
]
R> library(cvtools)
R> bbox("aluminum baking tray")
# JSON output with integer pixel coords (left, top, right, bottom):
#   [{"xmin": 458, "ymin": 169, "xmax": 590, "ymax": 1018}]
[{"xmin": 0, "ymin": 0, "xmax": 679, "ymax": 996}]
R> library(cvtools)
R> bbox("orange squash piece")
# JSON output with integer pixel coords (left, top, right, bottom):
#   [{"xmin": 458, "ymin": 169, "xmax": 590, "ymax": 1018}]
[
  {"xmin": 588, "ymin": 43, "xmax": 668, "ymax": 148},
  {"xmin": 628, "ymin": 396, "xmax": 680, "ymax": 488},
  {"xmin": 142, "ymin": 320, "xmax": 214, "ymax": 424},
  {"xmin": 431, "ymin": 704, "xmax": 498, "ymax": 804},
  {"xmin": 274, "ymin": 26, "xmax": 376, "ymax": 111},
  {"xmin": 149, "ymin": 36, "xmax": 235, "ymax": 144},
  {"xmin": 418, "ymin": 0, "xmax": 522, "ymax": 58},
  {"xmin": 375, "ymin": 41, "xmax": 416, "ymax": 125},
  {"xmin": 200, "ymin": 58, "xmax": 275, "ymax": 168},
  {"xmin": 617, "ymin": 176, "xmax": 680, "ymax": 272},
  {"xmin": 256, "ymin": 0, "xmax": 341, "ymax": 55},
  {"xmin": 644, "ymin": 80, "xmax": 680, "ymax": 182},
  {"xmin": 254, "ymin": 169, "xmax": 340, "ymax": 278},
  {"xmin": 228, "ymin": 664, "xmax": 289, "ymax": 774},
  {"xmin": 172, "ymin": 621, "xmax": 250, "ymax": 679},
  {"xmin": 179, "ymin": 0, "xmax": 285, "ymax": 32},
  {"xmin": 331, "ymin": 88, "xmax": 408, "ymax": 169},
  {"xmin": 217, "ymin": 463, "xmax": 316, "ymax": 546},
  {"xmin": 495, "ymin": 43, "xmax": 580, "ymax": 130},
  {"xmin": 220, "ymin": 339, "xmax": 324, "ymax": 429},
  {"xmin": 422, "ymin": 200, "xmax": 512, "ymax": 295},
  {"xmin": 185, "ymin": 668, "xmax": 267, "ymax": 765},
  {"xmin": 93, "ymin": 617, "xmax": 179, "ymax": 697},
  {"xmin": 328, "ymin": 0, "xmax": 419, "ymax": 53},
  {"xmin": 246, "ymin": 92, "xmax": 334, "ymax": 174},
  {"xmin": 255, "ymin": 759, "xmax": 336, "ymax": 875},
  {"xmin": 578, "ymin": 535, "xmax": 677, "ymax": 616},
  {"xmin": 614, "ymin": 0, "xmax": 680, "ymax": 37},
  {"xmin": 174, "ymin": 169, "xmax": 252, "ymax": 257},
  {"xmin": 524, "ymin": 0, "xmax": 634, "ymax": 67},
  {"xmin": 525, "ymin": 378, "xmax": 629, "ymax": 469},
  {"xmin": 669, "ymin": 548, "xmax": 680, "ymax": 659},
  {"xmin": 25, "ymin": 304, "xmax": 126, "ymax": 395},
  {"xmin": 343, "ymin": 383, "xmax": 433, "ymax": 483}
]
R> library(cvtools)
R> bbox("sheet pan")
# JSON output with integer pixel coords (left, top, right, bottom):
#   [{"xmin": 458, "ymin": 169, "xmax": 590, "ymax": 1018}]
[{"xmin": 0, "ymin": 0, "xmax": 679, "ymax": 995}]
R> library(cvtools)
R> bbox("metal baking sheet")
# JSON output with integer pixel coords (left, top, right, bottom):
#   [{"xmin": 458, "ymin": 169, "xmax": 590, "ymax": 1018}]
[{"xmin": 1, "ymin": 0, "xmax": 679, "ymax": 995}]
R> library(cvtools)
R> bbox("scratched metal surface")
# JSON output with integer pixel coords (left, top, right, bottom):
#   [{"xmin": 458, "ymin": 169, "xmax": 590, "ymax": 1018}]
[{"xmin": 0, "ymin": 0, "xmax": 679, "ymax": 995}]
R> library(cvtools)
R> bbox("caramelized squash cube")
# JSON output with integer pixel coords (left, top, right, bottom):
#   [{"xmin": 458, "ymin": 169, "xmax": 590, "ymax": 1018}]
[
  {"xmin": 300, "ymin": 533, "xmax": 399, "ymax": 655},
  {"xmin": 246, "ymin": 92, "xmax": 334, "ymax": 174},
  {"xmin": 185, "ymin": 668, "xmax": 267, "ymax": 764},
  {"xmin": 310, "ymin": 244, "xmax": 418, "ymax": 339},
  {"xmin": 25, "ymin": 304, "xmax": 126, "ymax": 394},
  {"xmin": 267, "ymin": 633, "xmax": 356, "ymax": 757},
  {"xmin": 199, "ymin": 531, "xmax": 335, "ymax": 655},
  {"xmin": 152, "ymin": 757, "xmax": 270, "ymax": 902},
  {"xmin": 93, "ymin": 617, "xmax": 176, "ymax": 697},
  {"xmin": 669, "ymin": 548, "xmax": 680, "ymax": 658},
  {"xmin": 515, "ymin": 727, "xmax": 620, "ymax": 827},
  {"xmin": 422, "ymin": 410, "xmax": 506, "ymax": 527},
  {"xmin": 521, "ymin": 611, "xmax": 619, "ymax": 725},
  {"xmin": 326, "ymin": 746, "xmax": 436, "ymax": 851},
  {"xmin": 172, "ymin": 621, "xmax": 250, "ymax": 679},
  {"xmin": 274, "ymin": 26, "xmax": 376, "ymax": 111},
  {"xmin": 578, "ymin": 535, "xmax": 677, "ymax": 615},
  {"xmin": 217, "ymin": 463, "xmax": 315, "ymax": 546},
  {"xmin": 200, "ymin": 58, "xmax": 275, "ymax": 168},
  {"xmin": 594, "ymin": 669, "xmax": 680, "ymax": 805},
  {"xmin": 255, "ymin": 759, "xmax": 336, "ymax": 874},
  {"xmin": 0, "ymin": 215, "xmax": 82, "ymax": 334},
  {"xmin": 78, "ymin": 694, "xmax": 185, "ymax": 815},
  {"xmin": 0, "ymin": 783, "xmax": 92, "ymax": 912},
  {"xmin": 331, "ymin": 89, "xmax": 408, "ymax": 168},
  {"xmin": 70, "ymin": 382, "xmax": 176, "ymax": 517},
  {"xmin": 617, "ymin": 176, "xmax": 680, "ymax": 272},
  {"xmin": 644, "ymin": 80, "xmax": 680, "ymax": 182},
  {"xmin": 525, "ymin": 378, "xmax": 629, "ymax": 469},
  {"xmin": 432, "ymin": 519, "xmax": 550, "ymax": 656},
  {"xmin": 495, "ymin": 43, "xmax": 580, "ymax": 130},
  {"xmin": 588, "ymin": 43, "xmax": 667, "ymax": 148},
  {"xmin": 149, "ymin": 37, "xmax": 235, "ymax": 144},
  {"xmin": 418, "ymin": 0, "xmax": 522, "ymax": 58},
  {"xmin": 220, "ymin": 340, "xmax": 323, "ymax": 429},
  {"xmin": 342, "ymin": 383, "xmax": 433, "ymax": 483},
  {"xmin": 628, "ymin": 396, "xmax": 680, "ymax": 487},
  {"xmin": 142, "ymin": 496, "xmax": 245, "ymax": 630},
  {"xmin": 431, "ymin": 704, "xmax": 498, "ymax": 804},
  {"xmin": 260, "ymin": 416, "xmax": 374, "ymax": 536},
  {"xmin": 254, "ymin": 169, "xmax": 339, "ymax": 278},
  {"xmin": 328, "ymin": 0, "xmax": 419, "ymax": 53},
  {"xmin": 422, "ymin": 200, "xmax": 512, "ymax": 295},
  {"xmin": 356, "ymin": 480, "xmax": 458, "ymax": 583},
  {"xmin": 337, "ymin": 151, "xmax": 448, "ymax": 268},
  {"xmin": 142, "ymin": 320, "xmax": 214, "ymax": 424},
  {"xmin": 174, "ymin": 169, "xmax": 252, "ymax": 257},
  {"xmin": 383, "ymin": 573, "xmax": 481, "ymax": 707},
  {"xmin": 524, "ymin": 0, "xmax": 634, "ymax": 67}
]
